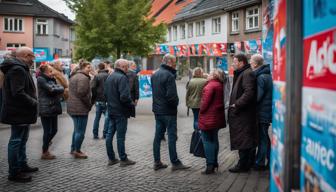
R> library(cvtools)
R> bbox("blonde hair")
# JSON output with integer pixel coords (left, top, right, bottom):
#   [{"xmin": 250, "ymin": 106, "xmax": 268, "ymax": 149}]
[
  {"xmin": 212, "ymin": 69, "xmax": 225, "ymax": 83},
  {"xmin": 192, "ymin": 67, "xmax": 203, "ymax": 78}
]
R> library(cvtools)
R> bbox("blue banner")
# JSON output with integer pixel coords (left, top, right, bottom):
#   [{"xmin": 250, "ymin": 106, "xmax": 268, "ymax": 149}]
[
  {"xmin": 33, "ymin": 48, "xmax": 51, "ymax": 62},
  {"xmin": 216, "ymin": 57, "xmax": 228, "ymax": 71},
  {"xmin": 139, "ymin": 75, "xmax": 152, "ymax": 98}
]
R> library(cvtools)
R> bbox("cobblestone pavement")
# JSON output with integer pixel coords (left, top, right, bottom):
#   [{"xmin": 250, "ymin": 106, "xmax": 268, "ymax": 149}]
[{"xmin": 0, "ymin": 79, "xmax": 269, "ymax": 192}]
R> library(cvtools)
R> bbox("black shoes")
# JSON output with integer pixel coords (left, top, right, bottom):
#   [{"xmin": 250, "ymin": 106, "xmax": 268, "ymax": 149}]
[
  {"xmin": 201, "ymin": 165, "xmax": 216, "ymax": 175},
  {"xmin": 120, "ymin": 159, "xmax": 136, "ymax": 167},
  {"xmin": 253, "ymin": 164, "xmax": 268, "ymax": 171},
  {"xmin": 8, "ymin": 173, "xmax": 32, "ymax": 183},
  {"xmin": 153, "ymin": 161, "xmax": 168, "ymax": 171},
  {"xmin": 171, "ymin": 162, "xmax": 190, "ymax": 171},
  {"xmin": 108, "ymin": 159, "xmax": 120, "ymax": 166},
  {"xmin": 229, "ymin": 164, "xmax": 249, "ymax": 173},
  {"xmin": 21, "ymin": 165, "xmax": 39, "ymax": 173}
]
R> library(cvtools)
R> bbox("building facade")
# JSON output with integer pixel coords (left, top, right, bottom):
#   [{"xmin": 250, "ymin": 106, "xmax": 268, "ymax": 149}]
[{"xmin": 0, "ymin": 0, "xmax": 74, "ymax": 64}]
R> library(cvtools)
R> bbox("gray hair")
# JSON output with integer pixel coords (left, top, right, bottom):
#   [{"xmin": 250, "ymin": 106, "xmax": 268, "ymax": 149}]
[
  {"xmin": 162, "ymin": 54, "xmax": 176, "ymax": 64},
  {"xmin": 251, "ymin": 54, "xmax": 264, "ymax": 67},
  {"xmin": 114, "ymin": 59, "xmax": 129, "ymax": 69},
  {"xmin": 212, "ymin": 69, "xmax": 225, "ymax": 83}
]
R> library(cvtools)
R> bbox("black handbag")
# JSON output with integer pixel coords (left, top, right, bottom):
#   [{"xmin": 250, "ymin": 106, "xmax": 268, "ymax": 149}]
[{"xmin": 189, "ymin": 130, "xmax": 206, "ymax": 158}]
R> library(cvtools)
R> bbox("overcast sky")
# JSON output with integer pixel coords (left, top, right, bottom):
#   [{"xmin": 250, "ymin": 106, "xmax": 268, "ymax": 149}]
[{"xmin": 39, "ymin": 0, "xmax": 75, "ymax": 20}]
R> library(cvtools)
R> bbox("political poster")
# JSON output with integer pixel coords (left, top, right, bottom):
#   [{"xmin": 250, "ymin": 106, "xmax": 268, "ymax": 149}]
[
  {"xmin": 270, "ymin": 0, "xmax": 286, "ymax": 191},
  {"xmin": 139, "ymin": 70, "xmax": 153, "ymax": 98},
  {"xmin": 262, "ymin": 0, "xmax": 274, "ymax": 67},
  {"xmin": 301, "ymin": 0, "xmax": 336, "ymax": 191},
  {"xmin": 33, "ymin": 48, "xmax": 51, "ymax": 62}
]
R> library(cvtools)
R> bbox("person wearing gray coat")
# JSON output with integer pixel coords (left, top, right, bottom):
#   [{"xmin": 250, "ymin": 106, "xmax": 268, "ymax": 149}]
[{"xmin": 67, "ymin": 61, "xmax": 92, "ymax": 159}]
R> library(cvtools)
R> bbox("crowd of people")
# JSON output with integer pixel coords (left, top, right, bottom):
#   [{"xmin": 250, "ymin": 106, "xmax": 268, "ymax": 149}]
[{"xmin": 0, "ymin": 47, "xmax": 273, "ymax": 183}]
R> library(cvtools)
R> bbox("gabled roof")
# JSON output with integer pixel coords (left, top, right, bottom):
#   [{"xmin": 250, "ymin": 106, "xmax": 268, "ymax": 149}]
[
  {"xmin": 174, "ymin": 0, "xmax": 261, "ymax": 22},
  {"xmin": 149, "ymin": 0, "xmax": 193, "ymax": 25},
  {"xmin": 0, "ymin": 0, "xmax": 74, "ymax": 24}
]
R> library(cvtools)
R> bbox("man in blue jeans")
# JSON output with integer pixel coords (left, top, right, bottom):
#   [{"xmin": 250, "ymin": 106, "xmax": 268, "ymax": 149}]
[
  {"xmin": 250, "ymin": 54, "xmax": 273, "ymax": 170},
  {"xmin": 104, "ymin": 59, "xmax": 136, "ymax": 167},
  {"xmin": 0, "ymin": 47, "xmax": 39, "ymax": 182},
  {"xmin": 151, "ymin": 54, "xmax": 190, "ymax": 171},
  {"xmin": 91, "ymin": 63, "xmax": 109, "ymax": 139}
]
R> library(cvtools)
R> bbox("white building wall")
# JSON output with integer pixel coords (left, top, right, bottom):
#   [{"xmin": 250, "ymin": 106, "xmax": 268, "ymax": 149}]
[{"xmin": 166, "ymin": 13, "xmax": 228, "ymax": 46}]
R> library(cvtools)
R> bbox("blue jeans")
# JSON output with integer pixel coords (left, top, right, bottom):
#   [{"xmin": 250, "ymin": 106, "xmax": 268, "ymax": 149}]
[
  {"xmin": 71, "ymin": 115, "xmax": 88, "ymax": 152},
  {"xmin": 256, "ymin": 122, "xmax": 271, "ymax": 166},
  {"xmin": 106, "ymin": 116, "xmax": 128, "ymax": 161},
  {"xmin": 201, "ymin": 129, "xmax": 219, "ymax": 166},
  {"xmin": 191, "ymin": 108, "xmax": 200, "ymax": 130},
  {"xmin": 153, "ymin": 115, "xmax": 180, "ymax": 165},
  {"xmin": 8, "ymin": 125, "xmax": 30, "ymax": 176},
  {"xmin": 93, "ymin": 102, "xmax": 108, "ymax": 137},
  {"xmin": 41, "ymin": 116, "xmax": 58, "ymax": 152}
]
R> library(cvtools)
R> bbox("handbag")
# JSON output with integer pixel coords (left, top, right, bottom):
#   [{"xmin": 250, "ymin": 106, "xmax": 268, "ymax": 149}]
[{"xmin": 189, "ymin": 130, "xmax": 205, "ymax": 158}]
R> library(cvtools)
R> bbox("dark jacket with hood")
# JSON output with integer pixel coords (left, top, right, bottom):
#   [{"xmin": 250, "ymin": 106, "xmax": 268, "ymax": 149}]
[
  {"xmin": 104, "ymin": 68, "xmax": 135, "ymax": 118},
  {"xmin": 91, "ymin": 69, "xmax": 109, "ymax": 103},
  {"xmin": 254, "ymin": 64, "xmax": 273, "ymax": 123},
  {"xmin": 151, "ymin": 64, "xmax": 179, "ymax": 115},
  {"xmin": 37, "ymin": 73, "xmax": 64, "ymax": 117},
  {"xmin": 0, "ymin": 58, "xmax": 38, "ymax": 124}
]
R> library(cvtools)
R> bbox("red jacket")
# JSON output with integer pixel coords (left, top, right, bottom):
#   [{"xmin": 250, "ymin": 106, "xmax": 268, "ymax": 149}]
[{"xmin": 199, "ymin": 79, "xmax": 226, "ymax": 131}]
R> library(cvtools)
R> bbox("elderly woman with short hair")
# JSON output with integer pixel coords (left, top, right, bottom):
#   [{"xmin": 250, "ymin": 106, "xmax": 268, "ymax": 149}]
[{"xmin": 198, "ymin": 69, "xmax": 227, "ymax": 174}]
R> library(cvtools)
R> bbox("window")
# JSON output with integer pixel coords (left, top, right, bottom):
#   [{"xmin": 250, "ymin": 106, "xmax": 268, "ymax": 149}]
[
  {"xmin": 173, "ymin": 25, "xmax": 177, "ymax": 41},
  {"xmin": 188, "ymin": 23, "xmax": 193, "ymax": 38},
  {"xmin": 212, "ymin": 17, "xmax": 221, "ymax": 34},
  {"xmin": 7, "ymin": 43, "xmax": 26, "ymax": 48},
  {"xmin": 180, "ymin": 24, "xmax": 186, "ymax": 39},
  {"xmin": 168, "ymin": 27, "xmax": 172, "ymax": 42},
  {"xmin": 232, "ymin": 12, "xmax": 239, "ymax": 32},
  {"xmin": 196, "ymin": 20, "xmax": 205, "ymax": 36},
  {"xmin": 246, "ymin": 7, "xmax": 259, "ymax": 30},
  {"xmin": 4, "ymin": 17, "xmax": 23, "ymax": 32},
  {"xmin": 36, "ymin": 19, "xmax": 48, "ymax": 35}
]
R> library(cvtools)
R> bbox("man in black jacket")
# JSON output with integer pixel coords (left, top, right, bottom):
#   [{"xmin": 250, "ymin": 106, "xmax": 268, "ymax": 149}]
[
  {"xmin": 92, "ymin": 63, "xmax": 109, "ymax": 139},
  {"xmin": 251, "ymin": 54, "xmax": 273, "ymax": 170},
  {"xmin": 0, "ymin": 47, "xmax": 39, "ymax": 182},
  {"xmin": 151, "ymin": 54, "xmax": 190, "ymax": 171},
  {"xmin": 104, "ymin": 59, "xmax": 136, "ymax": 167},
  {"xmin": 127, "ymin": 61, "xmax": 139, "ymax": 106}
]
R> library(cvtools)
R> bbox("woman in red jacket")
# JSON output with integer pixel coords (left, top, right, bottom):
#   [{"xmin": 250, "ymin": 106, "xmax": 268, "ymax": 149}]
[{"xmin": 199, "ymin": 69, "xmax": 226, "ymax": 174}]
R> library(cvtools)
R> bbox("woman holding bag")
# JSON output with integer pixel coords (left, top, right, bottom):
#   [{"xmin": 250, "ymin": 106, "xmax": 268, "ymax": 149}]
[
  {"xmin": 37, "ymin": 64, "xmax": 64, "ymax": 160},
  {"xmin": 199, "ymin": 69, "xmax": 226, "ymax": 174}
]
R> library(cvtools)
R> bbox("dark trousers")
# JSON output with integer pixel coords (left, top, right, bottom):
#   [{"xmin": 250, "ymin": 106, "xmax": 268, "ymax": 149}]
[
  {"xmin": 191, "ymin": 108, "xmax": 200, "ymax": 130},
  {"xmin": 256, "ymin": 122, "xmax": 271, "ymax": 166},
  {"xmin": 41, "ymin": 116, "xmax": 58, "ymax": 152},
  {"xmin": 70, "ymin": 115, "xmax": 88, "ymax": 152},
  {"xmin": 93, "ymin": 102, "xmax": 108, "ymax": 138},
  {"xmin": 201, "ymin": 129, "xmax": 219, "ymax": 166},
  {"xmin": 153, "ymin": 115, "xmax": 180, "ymax": 165},
  {"xmin": 238, "ymin": 148, "xmax": 256, "ymax": 169},
  {"xmin": 8, "ymin": 125, "xmax": 30, "ymax": 176},
  {"xmin": 106, "ymin": 116, "xmax": 128, "ymax": 161}
]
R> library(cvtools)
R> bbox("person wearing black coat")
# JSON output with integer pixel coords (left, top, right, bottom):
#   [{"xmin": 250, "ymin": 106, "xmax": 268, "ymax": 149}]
[
  {"xmin": 228, "ymin": 53, "xmax": 257, "ymax": 173},
  {"xmin": 0, "ymin": 47, "xmax": 38, "ymax": 182},
  {"xmin": 250, "ymin": 54, "xmax": 273, "ymax": 170},
  {"xmin": 104, "ymin": 59, "xmax": 136, "ymax": 167},
  {"xmin": 37, "ymin": 64, "xmax": 64, "ymax": 160},
  {"xmin": 151, "ymin": 54, "xmax": 190, "ymax": 171},
  {"xmin": 127, "ymin": 61, "xmax": 139, "ymax": 105},
  {"xmin": 91, "ymin": 63, "xmax": 109, "ymax": 139}
]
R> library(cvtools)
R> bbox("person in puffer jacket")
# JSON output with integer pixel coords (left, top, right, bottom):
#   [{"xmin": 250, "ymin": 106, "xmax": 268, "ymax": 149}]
[
  {"xmin": 37, "ymin": 64, "xmax": 64, "ymax": 160},
  {"xmin": 199, "ymin": 69, "xmax": 226, "ymax": 174}
]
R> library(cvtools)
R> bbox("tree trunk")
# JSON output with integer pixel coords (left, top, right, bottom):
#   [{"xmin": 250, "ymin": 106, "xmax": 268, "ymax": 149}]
[{"xmin": 117, "ymin": 44, "xmax": 121, "ymax": 59}]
